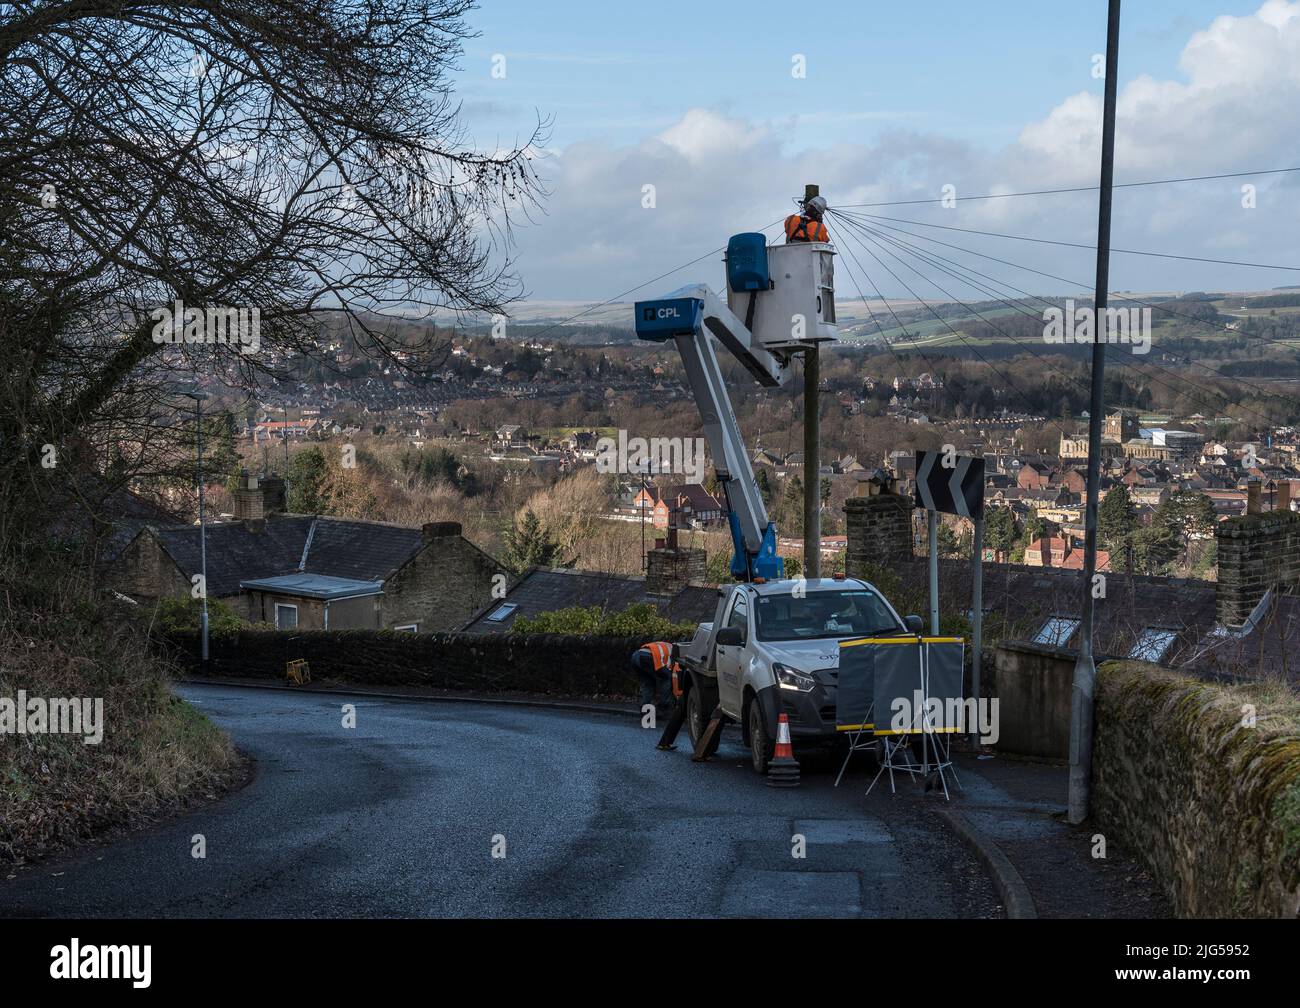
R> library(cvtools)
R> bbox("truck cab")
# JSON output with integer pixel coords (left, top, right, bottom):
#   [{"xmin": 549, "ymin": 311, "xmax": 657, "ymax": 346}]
[{"xmin": 677, "ymin": 577, "xmax": 916, "ymax": 774}]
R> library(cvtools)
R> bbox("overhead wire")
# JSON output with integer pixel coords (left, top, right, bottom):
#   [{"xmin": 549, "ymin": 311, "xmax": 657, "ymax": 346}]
[
  {"xmin": 834, "ymin": 166, "xmax": 1300, "ymax": 208},
  {"xmin": 833, "ymin": 213, "xmax": 1285, "ymax": 430},
  {"xmin": 832, "ymin": 208, "xmax": 1298, "ymax": 415}
]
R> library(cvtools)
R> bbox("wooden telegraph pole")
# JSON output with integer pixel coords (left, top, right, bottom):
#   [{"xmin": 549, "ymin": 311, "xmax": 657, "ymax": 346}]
[{"xmin": 803, "ymin": 183, "xmax": 822, "ymax": 580}]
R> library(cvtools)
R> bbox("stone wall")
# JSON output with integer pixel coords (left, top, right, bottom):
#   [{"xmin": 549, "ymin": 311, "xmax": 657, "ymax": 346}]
[
  {"xmin": 1093, "ymin": 661, "xmax": 1300, "ymax": 918},
  {"xmin": 108, "ymin": 531, "xmax": 203, "ymax": 604},
  {"xmin": 244, "ymin": 591, "xmax": 380, "ymax": 630},
  {"xmin": 165, "ymin": 629, "xmax": 649, "ymax": 697},
  {"xmin": 382, "ymin": 525, "xmax": 509, "ymax": 632},
  {"xmin": 1215, "ymin": 510, "xmax": 1300, "ymax": 626},
  {"xmin": 992, "ymin": 640, "xmax": 1074, "ymax": 759},
  {"xmin": 844, "ymin": 493, "xmax": 913, "ymax": 576}
]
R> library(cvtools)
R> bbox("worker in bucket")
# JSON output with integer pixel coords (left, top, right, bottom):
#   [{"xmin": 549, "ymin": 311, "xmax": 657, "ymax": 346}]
[
  {"xmin": 632, "ymin": 640, "xmax": 674, "ymax": 715},
  {"xmin": 784, "ymin": 194, "xmax": 829, "ymax": 243}
]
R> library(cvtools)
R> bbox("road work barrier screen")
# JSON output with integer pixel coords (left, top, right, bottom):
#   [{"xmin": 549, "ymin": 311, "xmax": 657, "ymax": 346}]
[{"xmin": 837, "ymin": 637, "xmax": 965, "ymax": 735}]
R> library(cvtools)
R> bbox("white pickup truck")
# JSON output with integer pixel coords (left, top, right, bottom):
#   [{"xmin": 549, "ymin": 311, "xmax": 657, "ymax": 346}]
[{"xmin": 676, "ymin": 576, "xmax": 922, "ymax": 774}]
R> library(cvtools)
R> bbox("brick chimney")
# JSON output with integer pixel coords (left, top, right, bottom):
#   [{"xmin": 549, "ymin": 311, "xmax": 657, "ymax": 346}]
[
  {"xmin": 645, "ymin": 545, "xmax": 706, "ymax": 596},
  {"xmin": 1214, "ymin": 510, "xmax": 1300, "ymax": 627},
  {"xmin": 844, "ymin": 481, "xmax": 913, "ymax": 578},
  {"xmin": 422, "ymin": 521, "xmax": 462, "ymax": 542},
  {"xmin": 232, "ymin": 469, "xmax": 285, "ymax": 525}
]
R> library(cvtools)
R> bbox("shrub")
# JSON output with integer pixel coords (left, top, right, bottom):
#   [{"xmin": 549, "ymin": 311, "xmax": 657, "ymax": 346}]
[
  {"xmin": 151, "ymin": 596, "xmax": 249, "ymax": 636},
  {"xmin": 513, "ymin": 601, "xmax": 696, "ymax": 640}
]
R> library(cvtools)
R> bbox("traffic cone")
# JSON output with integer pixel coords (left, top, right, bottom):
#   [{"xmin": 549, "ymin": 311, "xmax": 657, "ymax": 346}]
[{"xmin": 766, "ymin": 712, "xmax": 800, "ymax": 788}]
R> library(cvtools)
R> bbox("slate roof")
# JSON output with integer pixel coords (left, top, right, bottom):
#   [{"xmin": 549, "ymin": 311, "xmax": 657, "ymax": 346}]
[
  {"xmin": 150, "ymin": 515, "xmax": 427, "ymax": 598},
  {"xmin": 50, "ymin": 482, "xmax": 183, "ymax": 565},
  {"xmin": 154, "ymin": 518, "xmax": 308, "ymax": 597},
  {"xmin": 461, "ymin": 568, "xmax": 720, "ymax": 635},
  {"xmin": 909, "ymin": 558, "xmax": 1221, "ymax": 672},
  {"xmin": 298, "ymin": 518, "xmax": 424, "ymax": 582}
]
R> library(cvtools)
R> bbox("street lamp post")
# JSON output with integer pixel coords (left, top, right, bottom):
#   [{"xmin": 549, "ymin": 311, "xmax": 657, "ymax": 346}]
[
  {"xmin": 1069, "ymin": 0, "xmax": 1122, "ymax": 825},
  {"xmin": 283, "ymin": 405, "xmax": 291, "ymax": 504},
  {"xmin": 182, "ymin": 390, "xmax": 211, "ymax": 672}
]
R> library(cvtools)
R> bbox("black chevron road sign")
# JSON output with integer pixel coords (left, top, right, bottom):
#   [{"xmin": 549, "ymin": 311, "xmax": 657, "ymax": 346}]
[{"xmin": 914, "ymin": 450, "xmax": 984, "ymax": 518}]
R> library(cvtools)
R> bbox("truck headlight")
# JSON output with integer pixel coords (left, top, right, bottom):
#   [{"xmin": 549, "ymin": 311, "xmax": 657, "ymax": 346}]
[{"xmin": 773, "ymin": 662, "xmax": 816, "ymax": 692}]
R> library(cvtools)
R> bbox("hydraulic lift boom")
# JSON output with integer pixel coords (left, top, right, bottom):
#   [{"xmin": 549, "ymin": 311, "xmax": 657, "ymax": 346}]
[{"xmin": 634, "ymin": 283, "xmax": 790, "ymax": 582}]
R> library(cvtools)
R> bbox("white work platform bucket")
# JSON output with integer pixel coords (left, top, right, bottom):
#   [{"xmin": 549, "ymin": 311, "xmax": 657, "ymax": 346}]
[{"xmin": 727, "ymin": 241, "xmax": 838, "ymax": 352}]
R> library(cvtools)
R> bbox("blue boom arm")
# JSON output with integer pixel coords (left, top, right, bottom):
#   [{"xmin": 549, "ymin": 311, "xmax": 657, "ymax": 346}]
[{"xmin": 634, "ymin": 285, "xmax": 788, "ymax": 582}]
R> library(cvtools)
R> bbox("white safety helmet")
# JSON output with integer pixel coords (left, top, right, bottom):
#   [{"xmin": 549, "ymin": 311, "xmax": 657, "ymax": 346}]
[{"xmin": 803, "ymin": 195, "xmax": 828, "ymax": 218}]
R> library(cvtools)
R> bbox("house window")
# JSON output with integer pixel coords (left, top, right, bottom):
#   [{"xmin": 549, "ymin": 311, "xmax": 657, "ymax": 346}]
[
  {"xmin": 274, "ymin": 603, "xmax": 299, "ymax": 630},
  {"xmin": 486, "ymin": 603, "xmax": 517, "ymax": 623},
  {"xmin": 1033, "ymin": 616, "xmax": 1080, "ymax": 647},
  {"xmin": 393, "ymin": 623, "xmax": 419, "ymax": 633},
  {"xmin": 1129, "ymin": 628, "xmax": 1178, "ymax": 663}
]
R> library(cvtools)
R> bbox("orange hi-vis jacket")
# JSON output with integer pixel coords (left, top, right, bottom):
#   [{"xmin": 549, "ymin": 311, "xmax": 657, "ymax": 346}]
[
  {"xmin": 785, "ymin": 213, "xmax": 829, "ymax": 243},
  {"xmin": 639, "ymin": 641, "xmax": 673, "ymax": 671}
]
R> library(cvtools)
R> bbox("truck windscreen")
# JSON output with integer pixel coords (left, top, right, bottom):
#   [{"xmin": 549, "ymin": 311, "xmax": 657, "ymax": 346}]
[{"xmin": 753, "ymin": 590, "xmax": 901, "ymax": 641}]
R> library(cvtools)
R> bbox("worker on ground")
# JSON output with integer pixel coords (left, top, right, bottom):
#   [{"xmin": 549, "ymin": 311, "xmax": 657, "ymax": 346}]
[
  {"xmin": 632, "ymin": 640, "xmax": 674, "ymax": 715},
  {"xmin": 784, "ymin": 194, "xmax": 829, "ymax": 243},
  {"xmin": 656, "ymin": 660, "xmax": 691, "ymax": 751}
]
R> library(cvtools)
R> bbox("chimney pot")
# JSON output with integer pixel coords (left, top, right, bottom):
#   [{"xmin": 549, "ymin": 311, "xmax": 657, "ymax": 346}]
[{"xmin": 1247, "ymin": 478, "xmax": 1262, "ymax": 515}]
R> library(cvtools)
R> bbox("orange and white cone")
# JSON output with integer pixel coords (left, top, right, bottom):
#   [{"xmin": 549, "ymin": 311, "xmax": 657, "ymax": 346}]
[{"xmin": 766, "ymin": 712, "xmax": 800, "ymax": 788}]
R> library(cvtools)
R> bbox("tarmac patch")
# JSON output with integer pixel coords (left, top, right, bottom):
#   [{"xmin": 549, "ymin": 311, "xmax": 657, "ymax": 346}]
[
  {"xmin": 722, "ymin": 870, "xmax": 862, "ymax": 917},
  {"xmin": 792, "ymin": 818, "xmax": 892, "ymax": 844}
]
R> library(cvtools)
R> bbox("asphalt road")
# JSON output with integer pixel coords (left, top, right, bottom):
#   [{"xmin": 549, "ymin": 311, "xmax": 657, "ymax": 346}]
[{"xmin": 1, "ymin": 684, "xmax": 1000, "ymax": 918}]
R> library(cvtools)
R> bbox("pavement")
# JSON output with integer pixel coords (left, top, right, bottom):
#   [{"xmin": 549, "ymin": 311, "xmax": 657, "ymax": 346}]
[
  {"xmin": 942, "ymin": 754, "xmax": 1170, "ymax": 918},
  {"xmin": 0, "ymin": 684, "xmax": 1165, "ymax": 918}
]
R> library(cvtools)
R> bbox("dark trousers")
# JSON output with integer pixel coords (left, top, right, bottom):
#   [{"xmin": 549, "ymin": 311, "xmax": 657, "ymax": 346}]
[
  {"xmin": 632, "ymin": 650, "xmax": 670, "ymax": 707},
  {"xmin": 657, "ymin": 685, "xmax": 690, "ymax": 749}
]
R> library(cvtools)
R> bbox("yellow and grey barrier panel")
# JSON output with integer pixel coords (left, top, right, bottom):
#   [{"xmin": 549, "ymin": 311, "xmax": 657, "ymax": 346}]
[{"xmin": 834, "ymin": 635, "xmax": 966, "ymax": 798}]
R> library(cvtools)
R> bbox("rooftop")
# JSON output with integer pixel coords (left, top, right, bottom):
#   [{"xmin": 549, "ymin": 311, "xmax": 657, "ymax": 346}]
[
  {"xmin": 462, "ymin": 567, "xmax": 719, "ymax": 635},
  {"xmin": 239, "ymin": 573, "xmax": 384, "ymax": 600}
]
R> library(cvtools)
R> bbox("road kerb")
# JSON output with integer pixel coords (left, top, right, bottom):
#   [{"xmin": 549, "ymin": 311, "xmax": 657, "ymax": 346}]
[
  {"xmin": 183, "ymin": 676, "xmax": 642, "ymax": 719},
  {"xmin": 933, "ymin": 807, "xmax": 1037, "ymax": 920}
]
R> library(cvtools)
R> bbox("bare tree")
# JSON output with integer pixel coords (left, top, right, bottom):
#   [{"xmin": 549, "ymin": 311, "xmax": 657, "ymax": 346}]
[{"xmin": 0, "ymin": 1, "xmax": 546, "ymax": 548}]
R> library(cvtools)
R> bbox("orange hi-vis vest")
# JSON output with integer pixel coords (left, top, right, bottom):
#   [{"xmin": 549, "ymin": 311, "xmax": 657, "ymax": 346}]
[
  {"xmin": 639, "ymin": 641, "xmax": 673, "ymax": 671},
  {"xmin": 785, "ymin": 214, "xmax": 829, "ymax": 243}
]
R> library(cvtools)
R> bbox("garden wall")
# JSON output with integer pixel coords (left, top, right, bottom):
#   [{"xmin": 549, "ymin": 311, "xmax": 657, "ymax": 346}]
[
  {"xmin": 1093, "ymin": 660, "xmax": 1300, "ymax": 918},
  {"xmin": 165, "ymin": 629, "xmax": 650, "ymax": 699}
]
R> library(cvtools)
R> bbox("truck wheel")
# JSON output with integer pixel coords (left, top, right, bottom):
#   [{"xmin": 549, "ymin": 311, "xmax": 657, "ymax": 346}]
[
  {"xmin": 687, "ymin": 685, "xmax": 722, "ymax": 757},
  {"xmin": 747, "ymin": 698, "xmax": 773, "ymax": 775}
]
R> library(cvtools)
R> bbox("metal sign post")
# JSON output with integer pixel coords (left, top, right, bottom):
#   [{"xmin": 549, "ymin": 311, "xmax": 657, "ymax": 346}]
[
  {"xmin": 927, "ymin": 510, "xmax": 940, "ymax": 635},
  {"xmin": 970, "ymin": 514, "xmax": 984, "ymax": 749},
  {"xmin": 915, "ymin": 450, "xmax": 986, "ymax": 747}
]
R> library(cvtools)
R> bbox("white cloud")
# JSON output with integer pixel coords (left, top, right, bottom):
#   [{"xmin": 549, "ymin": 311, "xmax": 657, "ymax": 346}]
[{"xmin": 507, "ymin": 2, "xmax": 1300, "ymax": 302}]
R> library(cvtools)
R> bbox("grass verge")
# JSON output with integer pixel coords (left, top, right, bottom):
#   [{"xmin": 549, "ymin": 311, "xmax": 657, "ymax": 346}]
[{"xmin": 1, "ymin": 566, "xmax": 243, "ymax": 867}]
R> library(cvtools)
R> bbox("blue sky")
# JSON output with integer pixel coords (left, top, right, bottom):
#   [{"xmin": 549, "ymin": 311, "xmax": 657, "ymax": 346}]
[
  {"xmin": 445, "ymin": 1, "xmax": 1300, "ymax": 302},
  {"xmin": 456, "ymin": 1, "xmax": 1258, "ymax": 151}
]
